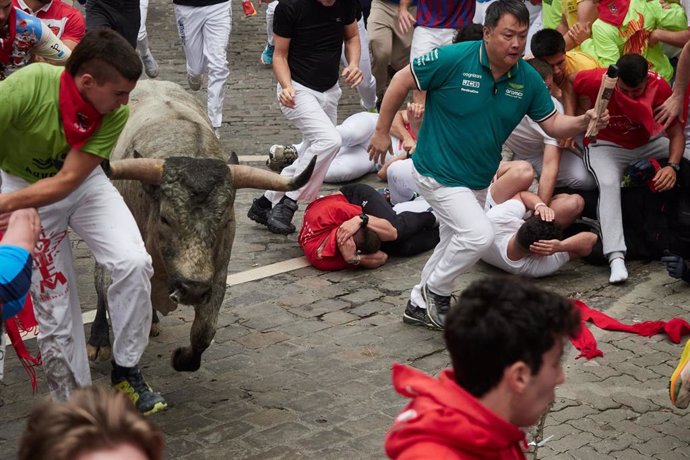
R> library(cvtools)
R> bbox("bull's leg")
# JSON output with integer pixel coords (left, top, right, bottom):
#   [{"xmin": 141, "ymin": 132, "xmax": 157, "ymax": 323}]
[
  {"xmin": 87, "ymin": 264, "xmax": 112, "ymax": 361},
  {"xmin": 171, "ymin": 289, "xmax": 222, "ymax": 372},
  {"xmin": 150, "ymin": 309, "xmax": 161, "ymax": 337}
]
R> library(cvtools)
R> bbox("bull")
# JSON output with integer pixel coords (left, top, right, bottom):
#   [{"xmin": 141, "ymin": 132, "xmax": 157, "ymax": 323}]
[{"xmin": 86, "ymin": 80, "xmax": 314, "ymax": 372}]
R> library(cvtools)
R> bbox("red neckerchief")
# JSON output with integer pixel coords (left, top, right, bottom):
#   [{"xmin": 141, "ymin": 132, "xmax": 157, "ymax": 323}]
[
  {"xmin": 597, "ymin": 0, "xmax": 630, "ymax": 27},
  {"xmin": 0, "ymin": 6, "xmax": 17, "ymax": 65},
  {"xmin": 59, "ymin": 71, "xmax": 103, "ymax": 149}
]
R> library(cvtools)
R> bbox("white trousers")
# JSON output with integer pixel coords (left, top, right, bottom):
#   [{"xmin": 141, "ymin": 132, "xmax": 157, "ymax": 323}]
[
  {"xmin": 387, "ymin": 158, "xmax": 419, "ymax": 204},
  {"xmin": 514, "ymin": 149, "xmax": 596, "ymax": 190},
  {"xmin": 175, "ymin": 1, "xmax": 232, "ymax": 128},
  {"xmin": 265, "ymin": 0, "xmax": 277, "ymax": 46},
  {"xmin": 138, "ymin": 0, "xmax": 149, "ymax": 43},
  {"xmin": 340, "ymin": 18, "xmax": 377, "ymax": 110},
  {"xmin": 266, "ymin": 81, "xmax": 343, "ymax": 204},
  {"xmin": 584, "ymin": 136, "xmax": 670, "ymax": 257},
  {"xmin": 409, "ymin": 164, "xmax": 493, "ymax": 308},
  {"xmin": 1, "ymin": 169, "xmax": 153, "ymax": 401},
  {"xmin": 410, "ymin": 26, "xmax": 455, "ymax": 61}
]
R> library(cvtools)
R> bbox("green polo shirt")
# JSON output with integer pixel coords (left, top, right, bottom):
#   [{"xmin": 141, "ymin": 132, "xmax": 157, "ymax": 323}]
[
  {"xmin": 411, "ymin": 41, "xmax": 556, "ymax": 189},
  {"xmin": 0, "ymin": 63, "xmax": 129, "ymax": 184}
]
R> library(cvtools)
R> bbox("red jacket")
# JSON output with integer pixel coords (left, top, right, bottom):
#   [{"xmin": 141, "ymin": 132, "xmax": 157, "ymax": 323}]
[
  {"xmin": 297, "ymin": 194, "xmax": 361, "ymax": 271},
  {"xmin": 385, "ymin": 363, "xmax": 527, "ymax": 460}
]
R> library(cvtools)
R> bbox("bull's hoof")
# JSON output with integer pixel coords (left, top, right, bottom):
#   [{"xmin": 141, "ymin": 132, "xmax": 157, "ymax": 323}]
[
  {"xmin": 150, "ymin": 322, "xmax": 161, "ymax": 337},
  {"xmin": 86, "ymin": 343, "xmax": 112, "ymax": 362},
  {"xmin": 171, "ymin": 347, "xmax": 201, "ymax": 372}
]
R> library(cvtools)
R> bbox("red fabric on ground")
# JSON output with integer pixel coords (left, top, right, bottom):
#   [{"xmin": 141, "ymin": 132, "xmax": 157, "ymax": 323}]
[{"xmin": 570, "ymin": 299, "xmax": 690, "ymax": 360}]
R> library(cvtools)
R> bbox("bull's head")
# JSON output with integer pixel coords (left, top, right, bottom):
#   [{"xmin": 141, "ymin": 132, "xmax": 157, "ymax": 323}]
[{"xmin": 107, "ymin": 156, "xmax": 315, "ymax": 306}]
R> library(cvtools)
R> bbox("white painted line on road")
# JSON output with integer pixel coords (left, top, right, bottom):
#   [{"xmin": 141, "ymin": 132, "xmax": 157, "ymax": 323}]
[
  {"xmin": 238, "ymin": 155, "xmax": 268, "ymax": 163},
  {"xmin": 226, "ymin": 257, "xmax": 310, "ymax": 286},
  {"xmin": 5, "ymin": 256, "xmax": 311, "ymax": 344}
]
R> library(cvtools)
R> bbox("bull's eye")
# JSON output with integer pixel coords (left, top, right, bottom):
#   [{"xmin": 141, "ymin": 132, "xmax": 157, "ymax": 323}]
[{"xmin": 160, "ymin": 215, "xmax": 171, "ymax": 226}]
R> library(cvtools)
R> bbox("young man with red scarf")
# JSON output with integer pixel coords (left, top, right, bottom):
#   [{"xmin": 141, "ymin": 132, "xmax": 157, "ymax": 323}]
[
  {"xmin": 574, "ymin": 53, "xmax": 686, "ymax": 284},
  {"xmin": 0, "ymin": 28, "xmax": 167, "ymax": 415},
  {"xmin": 385, "ymin": 277, "xmax": 580, "ymax": 459},
  {"xmin": 0, "ymin": 0, "xmax": 71, "ymax": 79}
]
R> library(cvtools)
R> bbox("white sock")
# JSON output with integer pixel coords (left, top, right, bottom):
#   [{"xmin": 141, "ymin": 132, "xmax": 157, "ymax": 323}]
[{"xmin": 609, "ymin": 257, "xmax": 628, "ymax": 284}]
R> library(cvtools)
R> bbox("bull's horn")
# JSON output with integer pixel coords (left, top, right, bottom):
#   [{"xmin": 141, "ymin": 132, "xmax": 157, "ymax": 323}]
[
  {"xmin": 230, "ymin": 156, "xmax": 316, "ymax": 191},
  {"xmin": 108, "ymin": 158, "xmax": 164, "ymax": 184}
]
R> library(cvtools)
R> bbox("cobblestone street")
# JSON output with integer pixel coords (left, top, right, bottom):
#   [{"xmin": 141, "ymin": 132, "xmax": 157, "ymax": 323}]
[{"xmin": 1, "ymin": 1, "xmax": 690, "ymax": 458}]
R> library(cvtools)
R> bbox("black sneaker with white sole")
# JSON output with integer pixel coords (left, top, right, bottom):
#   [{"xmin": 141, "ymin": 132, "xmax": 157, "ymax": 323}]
[
  {"xmin": 267, "ymin": 197, "xmax": 298, "ymax": 234},
  {"xmin": 402, "ymin": 300, "xmax": 442, "ymax": 330},
  {"xmin": 422, "ymin": 285, "xmax": 450, "ymax": 329}
]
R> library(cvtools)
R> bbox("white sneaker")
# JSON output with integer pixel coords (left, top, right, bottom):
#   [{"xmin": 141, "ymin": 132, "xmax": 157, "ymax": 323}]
[
  {"xmin": 141, "ymin": 51, "xmax": 159, "ymax": 79},
  {"xmin": 187, "ymin": 74, "xmax": 202, "ymax": 91}
]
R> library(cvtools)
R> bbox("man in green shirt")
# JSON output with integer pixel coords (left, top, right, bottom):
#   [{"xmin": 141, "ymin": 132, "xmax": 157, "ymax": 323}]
[
  {"xmin": 0, "ymin": 28, "xmax": 166, "ymax": 415},
  {"xmin": 368, "ymin": 0, "xmax": 608, "ymax": 330}
]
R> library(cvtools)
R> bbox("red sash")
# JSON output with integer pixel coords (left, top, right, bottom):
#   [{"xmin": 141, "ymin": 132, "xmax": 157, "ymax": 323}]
[{"xmin": 58, "ymin": 71, "xmax": 103, "ymax": 149}]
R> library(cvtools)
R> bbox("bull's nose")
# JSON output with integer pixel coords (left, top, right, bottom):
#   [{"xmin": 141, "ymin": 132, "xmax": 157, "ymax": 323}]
[{"xmin": 169, "ymin": 279, "xmax": 212, "ymax": 304}]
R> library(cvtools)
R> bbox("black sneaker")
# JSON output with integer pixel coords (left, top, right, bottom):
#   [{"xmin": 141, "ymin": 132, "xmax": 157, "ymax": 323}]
[
  {"xmin": 112, "ymin": 362, "xmax": 168, "ymax": 415},
  {"xmin": 402, "ymin": 300, "xmax": 441, "ymax": 330},
  {"xmin": 248, "ymin": 195, "xmax": 272, "ymax": 226},
  {"xmin": 422, "ymin": 285, "xmax": 450, "ymax": 329},
  {"xmin": 267, "ymin": 197, "xmax": 297, "ymax": 234}
]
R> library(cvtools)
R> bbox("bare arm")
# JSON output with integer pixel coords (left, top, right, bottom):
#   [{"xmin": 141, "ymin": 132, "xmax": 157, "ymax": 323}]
[
  {"xmin": 391, "ymin": 110, "xmax": 416, "ymax": 152},
  {"xmin": 529, "ymin": 231, "xmax": 598, "ymax": 258},
  {"xmin": 0, "ymin": 148, "xmax": 104, "ymax": 214},
  {"xmin": 398, "ymin": 0, "xmax": 415, "ymax": 34},
  {"xmin": 272, "ymin": 34, "xmax": 295, "ymax": 108},
  {"xmin": 650, "ymin": 28, "xmax": 690, "ymax": 49},
  {"xmin": 515, "ymin": 191, "xmax": 555, "ymax": 221},
  {"xmin": 539, "ymin": 108, "xmax": 608, "ymax": 139},
  {"xmin": 341, "ymin": 21, "xmax": 363, "ymax": 87},
  {"xmin": 538, "ymin": 144, "xmax": 561, "ymax": 205},
  {"xmin": 368, "ymin": 66, "xmax": 417, "ymax": 164},
  {"xmin": 336, "ymin": 214, "xmax": 398, "ymax": 245},
  {"xmin": 651, "ymin": 121, "xmax": 685, "ymax": 192},
  {"xmin": 655, "ymin": 41, "xmax": 690, "ymax": 128},
  {"xmin": 0, "ymin": 208, "xmax": 41, "ymax": 253}
]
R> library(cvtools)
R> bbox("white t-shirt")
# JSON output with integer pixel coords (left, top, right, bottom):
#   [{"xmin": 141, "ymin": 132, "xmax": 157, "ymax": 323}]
[
  {"xmin": 481, "ymin": 199, "xmax": 570, "ymax": 277},
  {"xmin": 503, "ymin": 97, "xmax": 563, "ymax": 175}
]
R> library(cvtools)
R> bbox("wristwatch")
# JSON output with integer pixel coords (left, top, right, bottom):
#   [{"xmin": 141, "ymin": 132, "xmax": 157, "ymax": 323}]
[
  {"xmin": 668, "ymin": 162, "xmax": 680, "ymax": 172},
  {"xmin": 359, "ymin": 213, "xmax": 369, "ymax": 227}
]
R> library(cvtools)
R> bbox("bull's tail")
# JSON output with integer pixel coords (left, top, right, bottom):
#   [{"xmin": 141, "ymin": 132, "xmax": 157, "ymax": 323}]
[{"xmin": 230, "ymin": 156, "xmax": 316, "ymax": 191}]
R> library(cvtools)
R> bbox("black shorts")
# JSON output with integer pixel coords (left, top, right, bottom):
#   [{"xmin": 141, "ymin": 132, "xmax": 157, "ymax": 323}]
[{"xmin": 86, "ymin": 0, "xmax": 141, "ymax": 48}]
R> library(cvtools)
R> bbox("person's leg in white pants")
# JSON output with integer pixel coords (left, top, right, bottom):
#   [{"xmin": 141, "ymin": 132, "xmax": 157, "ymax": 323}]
[
  {"xmin": 175, "ymin": 4, "xmax": 208, "ymax": 86},
  {"xmin": 265, "ymin": 0, "xmax": 277, "ymax": 46},
  {"xmin": 408, "ymin": 165, "xmax": 493, "ymax": 312},
  {"xmin": 387, "ymin": 158, "xmax": 418, "ymax": 204},
  {"xmin": 1, "ymin": 170, "xmax": 153, "ymax": 402},
  {"xmin": 203, "ymin": 1, "xmax": 231, "ymax": 129},
  {"xmin": 341, "ymin": 18, "xmax": 377, "ymax": 110},
  {"xmin": 137, "ymin": 0, "xmax": 159, "ymax": 78},
  {"xmin": 325, "ymin": 112, "xmax": 379, "ymax": 182},
  {"xmin": 585, "ymin": 136, "xmax": 671, "ymax": 283},
  {"xmin": 263, "ymin": 82, "xmax": 342, "ymax": 233}
]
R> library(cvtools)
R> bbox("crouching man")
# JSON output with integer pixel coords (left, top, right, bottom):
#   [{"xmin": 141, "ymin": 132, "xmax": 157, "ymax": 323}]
[
  {"xmin": 298, "ymin": 183, "xmax": 438, "ymax": 270},
  {"xmin": 0, "ymin": 29, "xmax": 165, "ymax": 414},
  {"xmin": 385, "ymin": 277, "xmax": 580, "ymax": 459},
  {"xmin": 481, "ymin": 190, "xmax": 598, "ymax": 277}
]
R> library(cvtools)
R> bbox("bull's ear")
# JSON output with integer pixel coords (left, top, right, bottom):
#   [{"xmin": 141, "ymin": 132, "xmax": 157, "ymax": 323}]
[
  {"xmin": 227, "ymin": 151, "xmax": 239, "ymax": 165},
  {"xmin": 133, "ymin": 149, "xmax": 143, "ymax": 159}
]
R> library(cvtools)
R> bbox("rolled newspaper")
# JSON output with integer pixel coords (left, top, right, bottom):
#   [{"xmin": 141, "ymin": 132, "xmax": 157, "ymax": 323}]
[{"xmin": 585, "ymin": 64, "xmax": 618, "ymax": 142}]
